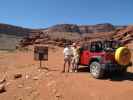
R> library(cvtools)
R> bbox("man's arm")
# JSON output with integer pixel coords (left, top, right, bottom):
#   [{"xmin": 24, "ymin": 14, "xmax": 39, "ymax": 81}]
[{"xmin": 63, "ymin": 48, "xmax": 66, "ymax": 55}]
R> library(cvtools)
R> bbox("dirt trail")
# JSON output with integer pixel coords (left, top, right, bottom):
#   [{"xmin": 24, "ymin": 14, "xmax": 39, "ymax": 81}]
[
  {"xmin": 40, "ymin": 47, "xmax": 133, "ymax": 100},
  {"xmin": 0, "ymin": 46, "xmax": 133, "ymax": 100}
]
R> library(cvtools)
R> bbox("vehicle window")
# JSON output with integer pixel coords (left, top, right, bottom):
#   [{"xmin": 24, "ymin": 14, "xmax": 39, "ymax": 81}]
[
  {"xmin": 90, "ymin": 42, "xmax": 103, "ymax": 52},
  {"xmin": 104, "ymin": 41, "xmax": 121, "ymax": 50}
]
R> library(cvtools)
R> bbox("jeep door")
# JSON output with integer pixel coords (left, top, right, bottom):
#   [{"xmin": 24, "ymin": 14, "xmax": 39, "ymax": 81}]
[{"xmin": 79, "ymin": 45, "xmax": 91, "ymax": 65}]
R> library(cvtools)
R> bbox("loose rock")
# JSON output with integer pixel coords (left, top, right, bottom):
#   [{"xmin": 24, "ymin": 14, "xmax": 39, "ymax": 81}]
[
  {"xmin": 33, "ymin": 77, "xmax": 39, "ymax": 80},
  {"xmin": 18, "ymin": 84, "xmax": 23, "ymax": 88},
  {"xmin": 0, "ymin": 84, "xmax": 6, "ymax": 93},
  {"xmin": 52, "ymin": 88, "xmax": 57, "ymax": 94},
  {"xmin": 6, "ymin": 82, "xmax": 11, "ymax": 87},
  {"xmin": 14, "ymin": 73, "xmax": 22, "ymax": 79},
  {"xmin": 55, "ymin": 92, "xmax": 61, "ymax": 98},
  {"xmin": 0, "ymin": 78, "xmax": 6, "ymax": 84},
  {"xmin": 47, "ymin": 80, "xmax": 56, "ymax": 87},
  {"xmin": 25, "ymin": 75, "xmax": 30, "ymax": 79}
]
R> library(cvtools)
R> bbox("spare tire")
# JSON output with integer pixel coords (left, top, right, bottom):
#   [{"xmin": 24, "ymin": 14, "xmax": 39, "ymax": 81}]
[{"xmin": 115, "ymin": 47, "xmax": 131, "ymax": 66}]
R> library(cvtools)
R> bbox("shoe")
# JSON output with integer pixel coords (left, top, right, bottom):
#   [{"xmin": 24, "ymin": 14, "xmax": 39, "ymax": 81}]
[
  {"xmin": 75, "ymin": 70, "xmax": 77, "ymax": 72},
  {"xmin": 62, "ymin": 70, "xmax": 65, "ymax": 73},
  {"xmin": 69, "ymin": 70, "xmax": 73, "ymax": 73}
]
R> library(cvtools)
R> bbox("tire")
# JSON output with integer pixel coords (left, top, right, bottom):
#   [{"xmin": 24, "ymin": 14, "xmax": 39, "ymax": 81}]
[
  {"xmin": 90, "ymin": 62, "xmax": 104, "ymax": 79},
  {"xmin": 117, "ymin": 67, "xmax": 127, "ymax": 75},
  {"xmin": 115, "ymin": 47, "xmax": 131, "ymax": 66}
]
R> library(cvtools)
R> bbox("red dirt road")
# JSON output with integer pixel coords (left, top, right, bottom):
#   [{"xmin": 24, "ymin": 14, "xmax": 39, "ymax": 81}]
[{"xmin": 0, "ymin": 46, "xmax": 133, "ymax": 100}]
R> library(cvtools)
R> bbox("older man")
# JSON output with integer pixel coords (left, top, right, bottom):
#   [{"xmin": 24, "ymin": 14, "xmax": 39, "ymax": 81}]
[{"xmin": 71, "ymin": 43, "xmax": 80, "ymax": 72}]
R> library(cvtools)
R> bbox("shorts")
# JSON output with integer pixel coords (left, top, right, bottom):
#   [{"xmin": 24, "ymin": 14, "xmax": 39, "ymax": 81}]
[
  {"xmin": 72, "ymin": 56, "xmax": 79, "ymax": 64},
  {"xmin": 64, "ymin": 55, "xmax": 72, "ymax": 62}
]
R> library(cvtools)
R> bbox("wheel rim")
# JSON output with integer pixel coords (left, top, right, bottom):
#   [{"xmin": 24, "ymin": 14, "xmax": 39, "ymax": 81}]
[{"xmin": 91, "ymin": 64, "xmax": 99, "ymax": 76}]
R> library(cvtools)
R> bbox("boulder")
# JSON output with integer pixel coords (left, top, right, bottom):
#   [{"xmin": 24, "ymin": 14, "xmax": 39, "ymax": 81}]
[
  {"xmin": 0, "ymin": 78, "xmax": 6, "ymax": 84},
  {"xmin": 14, "ymin": 73, "xmax": 22, "ymax": 79},
  {"xmin": 0, "ymin": 84, "xmax": 6, "ymax": 93}
]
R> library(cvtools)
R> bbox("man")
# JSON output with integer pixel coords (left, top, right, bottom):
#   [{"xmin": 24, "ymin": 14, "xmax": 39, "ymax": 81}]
[
  {"xmin": 71, "ymin": 43, "xmax": 80, "ymax": 72},
  {"xmin": 62, "ymin": 43, "xmax": 73, "ymax": 73}
]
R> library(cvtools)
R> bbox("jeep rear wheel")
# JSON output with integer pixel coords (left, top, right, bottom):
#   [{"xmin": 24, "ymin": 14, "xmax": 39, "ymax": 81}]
[
  {"xmin": 117, "ymin": 67, "xmax": 127, "ymax": 75},
  {"xmin": 90, "ymin": 62, "xmax": 104, "ymax": 79}
]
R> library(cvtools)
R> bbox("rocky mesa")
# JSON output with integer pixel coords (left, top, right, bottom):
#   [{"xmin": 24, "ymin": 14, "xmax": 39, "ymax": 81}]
[{"xmin": 0, "ymin": 23, "xmax": 132, "ymax": 48}]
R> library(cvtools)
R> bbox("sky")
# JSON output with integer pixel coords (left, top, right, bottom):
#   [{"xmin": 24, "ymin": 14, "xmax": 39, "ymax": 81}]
[{"xmin": 0, "ymin": 0, "xmax": 133, "ymax": 28}]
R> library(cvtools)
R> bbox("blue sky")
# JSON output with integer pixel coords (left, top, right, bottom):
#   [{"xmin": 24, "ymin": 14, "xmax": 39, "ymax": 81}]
[{"xmin": 0, "ymin": 0, "xmax": 133, "ymax": 28}]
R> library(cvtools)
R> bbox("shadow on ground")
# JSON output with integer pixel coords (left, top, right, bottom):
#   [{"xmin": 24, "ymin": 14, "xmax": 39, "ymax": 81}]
[
  {"xmin": 78, "ymin": 66, "xmax": 133, "ymax": 81},
  {"xmin": 109, "ymin": 72, "xmax": 133, "ymax": 81},
  {"xmin": 78, "ymin": 67, "xmax": 90, "ymax": 72}
]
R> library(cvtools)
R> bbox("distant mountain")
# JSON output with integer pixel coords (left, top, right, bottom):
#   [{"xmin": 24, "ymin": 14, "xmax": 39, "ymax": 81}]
[
  {"xmin": 0, "ymin": 23, "xmax": 33, "ymax": 36},
  {"xmin": 0, "ymin": 23, "xmax": 34, "ymax": 50},
  {"xmin": 42, "ymin": 23, "xmax": 118, "ymax": 34},
  {"xmin": 0, "ymin": 23, "xmax": 126, "ymax": 36}
]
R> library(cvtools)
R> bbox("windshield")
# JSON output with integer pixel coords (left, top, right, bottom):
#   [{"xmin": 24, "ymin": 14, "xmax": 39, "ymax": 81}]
[{"xmin": 90, "ymin": 42, "xmax": 103, "ymax": 52}]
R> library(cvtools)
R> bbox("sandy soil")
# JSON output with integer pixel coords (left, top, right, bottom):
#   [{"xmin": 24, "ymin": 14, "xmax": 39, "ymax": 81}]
[{"xmin": 0, "ymin": 46, "xmax": 133, "ymax": 100}]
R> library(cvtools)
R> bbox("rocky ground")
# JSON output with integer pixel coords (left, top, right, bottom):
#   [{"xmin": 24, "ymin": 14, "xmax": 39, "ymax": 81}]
[{"xmin": 0, "ymin": 45, "xmax": 133, "ymax": 100}]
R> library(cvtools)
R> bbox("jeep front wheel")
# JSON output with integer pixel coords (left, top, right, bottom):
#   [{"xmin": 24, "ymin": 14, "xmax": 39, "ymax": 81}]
[{"xmin": 90, "ymin": 62, "xmax": 104, "ymax": 79}]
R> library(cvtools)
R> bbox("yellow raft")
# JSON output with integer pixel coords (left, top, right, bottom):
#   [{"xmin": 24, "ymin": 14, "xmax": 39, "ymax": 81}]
[{"xmin": 115, "ymin": 47, "xmax": 131, "ymax": 66}]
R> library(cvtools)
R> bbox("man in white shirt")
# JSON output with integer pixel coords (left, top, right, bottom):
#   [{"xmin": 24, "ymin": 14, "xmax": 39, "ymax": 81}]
[{"xmin": 62, "ymin": 44, "xmax": 73, "ymax": 72}]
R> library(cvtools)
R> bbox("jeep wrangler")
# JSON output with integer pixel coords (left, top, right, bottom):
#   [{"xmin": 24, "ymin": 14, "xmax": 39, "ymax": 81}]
[{"xmin": 79, "ymin": 40, "xmax": 132, "ymax": 78}]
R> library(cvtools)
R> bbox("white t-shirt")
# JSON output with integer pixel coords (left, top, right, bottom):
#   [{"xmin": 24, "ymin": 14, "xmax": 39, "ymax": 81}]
[{"xmin": 63, "ymin": 47, "xmax": 73, "ymax": 56}]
